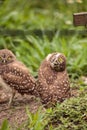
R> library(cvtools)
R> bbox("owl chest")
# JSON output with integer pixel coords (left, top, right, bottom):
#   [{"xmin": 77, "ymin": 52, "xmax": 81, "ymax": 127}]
[
  {"xmin": 42, "ymin": 68, "xmax": 57, "ymax": 85},
  {"xmin": 0, "ymin": 65, "xmax": 9, "ymax": 75}
]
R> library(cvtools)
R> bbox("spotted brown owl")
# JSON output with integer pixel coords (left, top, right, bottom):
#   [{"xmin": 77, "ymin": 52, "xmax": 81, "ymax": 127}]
[
  {"xmin": 36, "ymin": 52, "xmax": 71, "ymax": 107},
  {"xmin": 0, "ymin": 49, "xmax": 38, "ymax": 106}
]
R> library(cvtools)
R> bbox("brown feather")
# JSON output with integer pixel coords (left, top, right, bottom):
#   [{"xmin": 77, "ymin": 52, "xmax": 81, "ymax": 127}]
[{"xmin": 36, "ymin": 53, "xmax": 71, "ymax": 107}]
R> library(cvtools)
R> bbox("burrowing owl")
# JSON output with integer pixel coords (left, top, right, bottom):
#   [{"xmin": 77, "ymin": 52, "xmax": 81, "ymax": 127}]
[
  {"xmin": 36, "ymin": 52, "xmax": 71, "ymax": 107},
  {"xmin": 0, "ymin": 49, "xmax": 38, "ymax": 106}
]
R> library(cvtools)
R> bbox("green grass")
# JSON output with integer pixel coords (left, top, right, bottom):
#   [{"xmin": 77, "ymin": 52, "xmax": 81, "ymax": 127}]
[
  {"xmin": 0, "ymin": 0, "xmax": 87, "ymax": 30},
  {"xmin": 0, "ymin": 34, "xmax": 87, "ymax": 78},
  {"xmin": 0, "ymin": 120, "xmax": 10, "ymax": 130}
]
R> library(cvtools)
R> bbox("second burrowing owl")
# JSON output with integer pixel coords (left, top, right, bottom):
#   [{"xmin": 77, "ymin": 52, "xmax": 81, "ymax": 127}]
[
  {"xmin": 36, "ymin": 52, "xmax": 71, "ymax": 107},
  {"xmin": 0, "ymin": 49, "xmax": 38, "ymax": 105}
]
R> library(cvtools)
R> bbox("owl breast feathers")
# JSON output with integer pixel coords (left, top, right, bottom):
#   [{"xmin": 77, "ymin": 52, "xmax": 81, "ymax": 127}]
[{"xmin": 36, "ymin": 52, "xmax": 71, "ymax": 106}]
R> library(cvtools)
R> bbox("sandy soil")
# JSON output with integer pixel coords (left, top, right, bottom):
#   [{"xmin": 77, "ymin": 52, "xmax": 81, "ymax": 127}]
[
  {"xmin": 0, "ymin": 86, "xmax": 79, "ymax": 128},
  {"xmin": 0, "ymin": 88, "xmax": 42, "ymax": 128}
]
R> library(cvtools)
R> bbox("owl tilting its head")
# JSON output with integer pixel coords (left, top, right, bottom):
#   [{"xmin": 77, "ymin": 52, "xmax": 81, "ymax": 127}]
[
  {"xmin": 48, "ymin": 52, "xmax": 66, "ymax": 71},
  {"xmin": 0, "ymin": 49, "xmax": 38, "ymax": 106},
  {"xmin": 36, "ymin": 52, "xmax": 71, "ymax": 107}
]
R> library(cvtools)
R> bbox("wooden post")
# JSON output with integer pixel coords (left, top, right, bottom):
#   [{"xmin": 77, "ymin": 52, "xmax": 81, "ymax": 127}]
[{"xmin": 73, "ymin": 12, "xmax": 87, "ymax": 27}]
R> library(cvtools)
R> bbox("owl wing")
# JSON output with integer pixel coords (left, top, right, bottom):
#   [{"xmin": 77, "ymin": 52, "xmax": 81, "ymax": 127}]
[{"xmin": 1, "ymin": 61, "xmax": 36, "ymax": 93}]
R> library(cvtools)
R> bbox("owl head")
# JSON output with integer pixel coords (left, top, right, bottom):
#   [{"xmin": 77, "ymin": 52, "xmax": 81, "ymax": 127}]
[
  {"xmin": 46, "ymin": 52, "xmax": 66, "ymax": 71},
  {"xmin": 0, "ymin": 49, "xmax": 16, "ymax": 65}
]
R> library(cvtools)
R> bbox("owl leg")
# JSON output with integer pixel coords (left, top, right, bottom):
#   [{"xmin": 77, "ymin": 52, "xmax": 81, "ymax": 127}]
[{"xmin": 8, "ymin": 89, "xmax": 16, "ymax": 107}]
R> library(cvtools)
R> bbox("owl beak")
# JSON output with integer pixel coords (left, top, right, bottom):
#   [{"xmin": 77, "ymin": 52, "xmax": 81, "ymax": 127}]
[{"xmin": 3, "ymin": 60, "xmax": 6, "ymax": 63}]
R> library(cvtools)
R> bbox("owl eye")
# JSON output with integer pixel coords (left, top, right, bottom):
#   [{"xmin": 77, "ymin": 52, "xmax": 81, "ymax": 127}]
[
  {"xmin": 7, "ymin": 56, "xmax": 12, "ymax": 60},
  {"xmin": 58, "ymin": 57, "xmax": 63, "ymax": 63},
  {"xmin": 0, "ymin": 57, "xmax": 2, "ymax": 60}
]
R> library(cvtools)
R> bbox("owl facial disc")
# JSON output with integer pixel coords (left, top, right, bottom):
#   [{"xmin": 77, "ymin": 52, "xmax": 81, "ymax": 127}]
[{"xmin": 49, "ymin": 53, "xmax": 66, "ymax": 71}]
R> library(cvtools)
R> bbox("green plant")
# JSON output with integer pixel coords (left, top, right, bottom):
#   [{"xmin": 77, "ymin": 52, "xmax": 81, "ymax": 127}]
[
  {"xmin": 26, "ymin": 107, "xmax": 50, "ymax": 130},
  {"xmin": 0, "ymin": 120, "xmax": 10, "ymax": 130},
  {"xmin": 47, "ymin": 93, "xmax": 87, "ymax": 130}
]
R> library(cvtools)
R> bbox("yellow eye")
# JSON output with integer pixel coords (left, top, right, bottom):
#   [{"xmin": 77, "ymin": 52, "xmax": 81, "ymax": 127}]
[
  {"xmin": 7, "ymin": 56, "xmax": 12, "ymax": 60},
  {"xmin": 58, "ymin": 57, "xmax": 63, "ymax": 63},
  {"xmin": 0, "ymin": 57, "xmax": 2, "ymax": 60}
]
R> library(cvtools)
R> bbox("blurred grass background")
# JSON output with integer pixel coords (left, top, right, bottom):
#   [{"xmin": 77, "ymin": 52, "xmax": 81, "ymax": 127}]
[{"xmin": 0, "ymin": 1, "xmax": 87, "ymax": 129}]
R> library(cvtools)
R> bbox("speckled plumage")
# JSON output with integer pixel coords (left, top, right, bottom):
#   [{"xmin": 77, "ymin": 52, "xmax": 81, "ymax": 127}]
[
  {"xmin": 0, "ymin": 49, "xmax": 38, "ymax": 105},
  {"xmin": 36, "ymin": 52, "xmax": 71, "ymax": 107}
]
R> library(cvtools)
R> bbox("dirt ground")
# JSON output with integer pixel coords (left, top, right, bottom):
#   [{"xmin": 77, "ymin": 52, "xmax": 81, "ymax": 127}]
[
  {"xmin": 0, "ymin": 86, "xmax": 79, "ymax": 128},
  {"xmin": 0, "ymin": 88, "xmax": 42, "ymax": 128}
]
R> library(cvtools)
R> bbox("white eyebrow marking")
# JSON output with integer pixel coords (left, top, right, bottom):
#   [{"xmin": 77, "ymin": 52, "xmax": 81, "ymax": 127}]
[
  {"xmin": 56, "ymin": 53, "xmax": 61, "ymax": 58},
  {"xmin": 46, "ymin": 54, "xmax": 52, "ymax": 61},
  {"xmin": 46, "ymin": 53, "xmax": 62, "ymax": 61}
]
